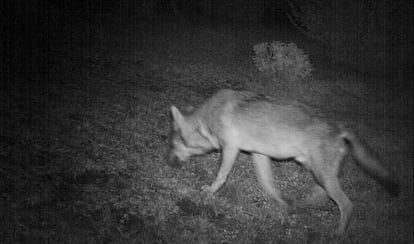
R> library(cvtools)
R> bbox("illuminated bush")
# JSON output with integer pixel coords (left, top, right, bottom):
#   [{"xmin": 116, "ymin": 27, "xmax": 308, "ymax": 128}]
[{"xmin": 253, "ymin": 41, "xmax": 313, "ymax": 81}]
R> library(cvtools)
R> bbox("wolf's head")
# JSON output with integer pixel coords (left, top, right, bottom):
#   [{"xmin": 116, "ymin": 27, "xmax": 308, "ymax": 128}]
[{"xmin": 166, "ymin": 105, "xmax": 214, "ymax": 167}]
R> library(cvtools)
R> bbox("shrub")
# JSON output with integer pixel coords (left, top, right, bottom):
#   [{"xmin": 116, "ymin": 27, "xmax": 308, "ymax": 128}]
[{"xmin": 252, "ymin": 41, "xmax": 313, "ymax": 81}]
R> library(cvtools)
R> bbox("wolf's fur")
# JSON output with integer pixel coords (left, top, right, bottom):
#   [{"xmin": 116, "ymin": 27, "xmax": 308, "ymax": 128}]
[{"xmin": 167, "ymin": 89, "xmax": 398, "ymax": 234}]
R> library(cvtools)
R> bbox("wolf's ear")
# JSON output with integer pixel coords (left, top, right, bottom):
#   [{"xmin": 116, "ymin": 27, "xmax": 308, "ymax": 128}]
[{"xmin": 171, "ymin": 105, "xmax": 185, "ymax": 127}]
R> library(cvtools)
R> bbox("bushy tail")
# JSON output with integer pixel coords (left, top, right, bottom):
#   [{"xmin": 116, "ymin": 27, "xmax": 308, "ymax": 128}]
[{"xmin": 340, "ymin": 129, "xmax": 400, "ymax": 196}]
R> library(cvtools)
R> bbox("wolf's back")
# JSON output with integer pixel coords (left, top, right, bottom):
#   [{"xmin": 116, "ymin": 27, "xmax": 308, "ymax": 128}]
[{"xmin": 194, "ymin": 90, "xmax": 264, "ymax": 135}]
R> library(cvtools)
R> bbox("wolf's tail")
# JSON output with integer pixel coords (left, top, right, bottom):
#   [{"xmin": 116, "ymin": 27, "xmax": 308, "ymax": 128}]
[{"xmin": 339, "ymin": 128, "xmax": 400, "ymax": 196}]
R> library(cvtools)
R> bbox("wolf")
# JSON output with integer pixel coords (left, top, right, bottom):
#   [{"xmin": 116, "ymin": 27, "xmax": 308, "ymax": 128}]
[{"xmin": 167, "ymin": 89, "xmax": 399, "ymax": 234}]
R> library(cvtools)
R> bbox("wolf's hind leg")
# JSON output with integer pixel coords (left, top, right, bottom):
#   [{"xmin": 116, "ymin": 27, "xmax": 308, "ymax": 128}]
[
  {"xmin": 312, "ymin": 149, "xmax": 353, "ymax": 234},
  {"xmin": 294, "ymin": 156, "xmax": 330, "ymax": 208},
  {"xmin": 322, "ymin": 174, "xmax": 353, "ymax": 234},
  {"xmin": 253, "ymin": 153, "xmax": 290, "ymax": 208}
]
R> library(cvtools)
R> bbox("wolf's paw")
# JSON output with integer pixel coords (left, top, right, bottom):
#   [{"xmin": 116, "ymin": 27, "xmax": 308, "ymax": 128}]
[{"xmin": 201, "ymin": 185, "xmax": 213, "ymax": 193}]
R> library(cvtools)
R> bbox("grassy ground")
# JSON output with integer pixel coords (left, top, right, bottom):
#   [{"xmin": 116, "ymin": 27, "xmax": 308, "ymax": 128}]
[{"xmin": 1, "ymin": 18, "xmax": 413, "ymax": 243}]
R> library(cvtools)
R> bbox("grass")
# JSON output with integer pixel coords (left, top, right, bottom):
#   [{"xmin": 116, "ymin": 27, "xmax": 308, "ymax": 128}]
[{"xmin": 1, "ymin": 17, "xmax": 412, "ymax": 243}]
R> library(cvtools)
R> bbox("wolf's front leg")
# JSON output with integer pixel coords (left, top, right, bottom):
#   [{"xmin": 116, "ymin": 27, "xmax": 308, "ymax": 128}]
[{"xmin": 202, "ymin": 146, "xmax": 239, "ymax": 193}]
